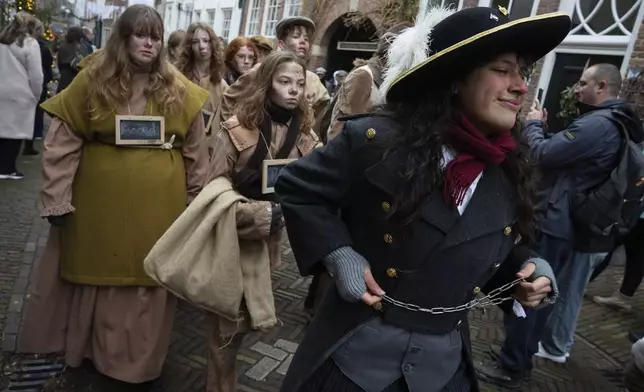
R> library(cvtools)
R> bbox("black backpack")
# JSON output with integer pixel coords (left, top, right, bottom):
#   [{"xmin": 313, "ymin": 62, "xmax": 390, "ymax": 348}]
[{"xmin": 571, "ymin": 109, "xmax": 644, "ymax": 252}]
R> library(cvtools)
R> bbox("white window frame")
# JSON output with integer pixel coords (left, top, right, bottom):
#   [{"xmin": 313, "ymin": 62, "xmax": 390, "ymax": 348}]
[
  {"xmin": 194, "ymin": 10, "xmax": 201, "ymax": 21},
  {"xmin": 245, "ymin": 0, "xmax": 261, "ymax": 36},
  {"xmin": 262, "ymin": 0, "xmax": 281, "ymax": 37},
  {"xmin": 283, "ymin": 0, "xmax": 301, "ymax": 17},
  {"xmin": 221, "ymin": 8, "xmax": 233, "ymax": 39},
  {"xmin": 207, "ymin": 9, "xmax": 216, "ymax": 26},
  {"xmin": 534, "ymin": 0, "xmax": 644, "ymax": 108}
]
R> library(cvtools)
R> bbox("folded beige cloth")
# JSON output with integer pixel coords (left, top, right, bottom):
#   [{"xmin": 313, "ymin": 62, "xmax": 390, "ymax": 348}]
[{"xmin": 144, "ymin": 177, "xmax": 276, "ymax": 337}]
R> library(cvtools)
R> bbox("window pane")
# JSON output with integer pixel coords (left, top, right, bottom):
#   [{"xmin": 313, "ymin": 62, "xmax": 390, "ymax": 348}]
[
  {"xmin": 263, "ymin": 0, "xmax": 281, "ymax": 36},
  {"xmin": 510, "ymin": 0, "xmax": 534, "ymax": 18},
  {"xmin": 285, "ymin": 0, "xmax": 300, "ymax": 17},
  {"xmin": 222, "ymin": 8, "xmax": 232, "ymax": 38},
  {"xmin": 247, "ymin": 0, "xmax": 261, "ymax": 35},
  {"xmin": 491, "ymin": 0, "xmax": 510, "ymax": 9}
]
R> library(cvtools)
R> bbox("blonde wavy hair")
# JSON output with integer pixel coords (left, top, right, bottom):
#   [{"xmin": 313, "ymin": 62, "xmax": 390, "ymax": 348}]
[
  {"xmin": 177, "ymin": 22, "xmax": 224, "ymax": 86},
  {"xmin": 0, "ymin": 11, "xmax": 43, "ymax": 46},
  {"xmin": 236, "ymin": 51, "xmax": 312, "ymax": 133},
  {"xmin": 86, "ymin": 4, "xmax": 186, "ymax": 120}
]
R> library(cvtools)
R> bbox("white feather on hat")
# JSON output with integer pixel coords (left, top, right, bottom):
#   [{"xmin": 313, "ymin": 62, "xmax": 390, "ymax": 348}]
[{"xmin": 380, "ymin": 3, "xmax": 457, "ymax": 100}]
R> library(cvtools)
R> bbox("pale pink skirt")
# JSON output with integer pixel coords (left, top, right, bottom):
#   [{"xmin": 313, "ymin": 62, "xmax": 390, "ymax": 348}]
[{"xmin": 17, "ymin": 227, "xmax": 177, "ymax": 383}]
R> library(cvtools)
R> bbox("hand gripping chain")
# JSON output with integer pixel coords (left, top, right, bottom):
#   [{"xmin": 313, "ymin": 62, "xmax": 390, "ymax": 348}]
[{"xmin": 380, "ymin": 277, "xmax": 526, "ymax": 314}]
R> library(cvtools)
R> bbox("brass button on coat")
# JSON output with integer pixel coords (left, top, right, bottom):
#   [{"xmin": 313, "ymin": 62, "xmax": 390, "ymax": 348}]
[
  {"xmin": 372, "ymin": 302, "xmax": 383, "ymax": 311},
  {"xmin": 366, "ymin": 128, "xmax": 376, "ymax": 139},
  {"xmin": 381, "ymin": 201, "xmax": 391, "ymax": 212},
  {"xmin": 473, "ymin": 286, "xmax": 481, "ymax": 296},
  {"xmin": 386, "ymin": 268, "xmax": 397, "ymax": 278},
  {"xmin": 504, "ymin": 226, "xmax": 512, "ymax": 236},
  {"xmin": 383, "ymin": 234, "xmax": 393, "ymax": 244}
]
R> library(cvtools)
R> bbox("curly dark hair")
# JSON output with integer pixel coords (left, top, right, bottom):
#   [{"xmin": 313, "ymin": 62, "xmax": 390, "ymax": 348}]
[{"xmin": 385, "ymin": 77, "xmax": 537, "ymax": 244}]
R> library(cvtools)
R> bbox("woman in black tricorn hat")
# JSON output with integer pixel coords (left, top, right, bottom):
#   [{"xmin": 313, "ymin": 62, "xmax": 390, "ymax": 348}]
[{"xmin": 275, "ymin": 5, "xmax": 571, "ymax": 392}]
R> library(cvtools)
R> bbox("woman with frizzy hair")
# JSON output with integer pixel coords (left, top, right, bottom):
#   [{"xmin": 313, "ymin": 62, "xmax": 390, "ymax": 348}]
[
  {"xmin": 223, "ymin": 37, "xmax": 258, "ymax": 85},
  {"xmin": 17, "ymin": 4, "xmax": 210, "ymax": 387},
  {"xmin": 177, "ymin": 22, "xmax": 228, "ymax": 150},
  {"xmin": 203, "ymin": 50, "xmax": 320, "ymax": 392},
  {"xmin": 276, "ymin": 6, "xmax": 571, "ymax": 392}
]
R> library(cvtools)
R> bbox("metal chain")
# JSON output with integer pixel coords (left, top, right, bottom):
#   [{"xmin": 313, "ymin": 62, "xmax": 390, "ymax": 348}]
[{"xmin": 380, "ymin": 277, "xmax": 526, "ymax": 314}]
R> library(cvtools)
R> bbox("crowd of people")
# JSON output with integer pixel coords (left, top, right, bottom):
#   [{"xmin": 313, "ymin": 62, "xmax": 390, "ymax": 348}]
[{"xmin": 3, "ymin": 2, "xmax": 644, "ymax": 392}]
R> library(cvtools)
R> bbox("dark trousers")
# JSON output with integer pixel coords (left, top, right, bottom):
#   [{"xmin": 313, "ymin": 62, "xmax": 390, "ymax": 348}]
[
  {"xmin": 304, "ymin": 271, "xmax": 333, "ymax": 314},
  {"xmin": 499, "ymin": 233, "xmax": 572, "ymax": 374},
  {"xmin": 0, "ymin": 138, "xmax": 22, "ymax": 174},
  {"xmin": 618, "ymin": 219, "xmax": 644, "ymax": 296},
  {"xmin": 33, "ymin": 95, "xmax": 45, "ymax": 139},
  {"xmin": 590, "ymin": 219, "xmax": 644, "ymax": 292}
]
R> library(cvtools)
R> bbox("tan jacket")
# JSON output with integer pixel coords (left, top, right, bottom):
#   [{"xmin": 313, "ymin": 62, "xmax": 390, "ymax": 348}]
[
  {"xmin": 327, "ymin": 59, "xmax": 385, "ymax": 142},
  {"xmin": 206, "ymin": 115, "xmax": 320, "ymax": 268},
  {"xmin": 190, "ymin": 75, "xmax": 229, "ymax": 137},
  {"xmin": 220, "ymin": 64, "xmax": 330, "ymax": 127}
]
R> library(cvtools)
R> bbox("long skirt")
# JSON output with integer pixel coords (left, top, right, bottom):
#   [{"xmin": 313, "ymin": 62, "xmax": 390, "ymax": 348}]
[
  {"xmin": 300, "ymin": 357, "xmax": 471, "ymax": 392},
  {"xmin": 17, "ymin": 227, "xmax": 177, "ymax": 384}
]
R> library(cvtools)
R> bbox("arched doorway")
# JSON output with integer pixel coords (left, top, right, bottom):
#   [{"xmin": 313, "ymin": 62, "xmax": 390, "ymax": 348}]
[{"xmin": 323, "ymin": 15, "xmax": 377, "ymax": 76}]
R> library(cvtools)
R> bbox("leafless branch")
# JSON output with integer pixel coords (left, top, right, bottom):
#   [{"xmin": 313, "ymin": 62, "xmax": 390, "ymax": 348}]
[{"xmin": 344, "ymin": 0, "xmax": 419, "ymax": 32}]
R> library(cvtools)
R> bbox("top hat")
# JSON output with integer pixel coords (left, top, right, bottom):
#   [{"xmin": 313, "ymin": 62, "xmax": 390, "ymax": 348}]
[
  {"xmin": 275, "ymin": 16, "xmax": 316, "ymax": 39},
  {"xmin": 385, "ymin": 6, "xmax": 571, "ymax": 103}
]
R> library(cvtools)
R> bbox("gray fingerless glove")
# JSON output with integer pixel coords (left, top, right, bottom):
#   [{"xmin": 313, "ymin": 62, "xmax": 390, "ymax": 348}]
[
  {"xmin": 322, "ymin": 246, "xmax": 370, "ymax": 303},
  {"xmin": 521, "ymin": 257, "xmax": 559, "ymax": 307}
]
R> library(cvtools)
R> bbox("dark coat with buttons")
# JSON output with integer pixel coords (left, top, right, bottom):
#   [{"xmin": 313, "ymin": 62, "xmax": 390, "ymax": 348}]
[{"xmin": 275, "ymin": 113, "xmax": 539, "ymax": 392}]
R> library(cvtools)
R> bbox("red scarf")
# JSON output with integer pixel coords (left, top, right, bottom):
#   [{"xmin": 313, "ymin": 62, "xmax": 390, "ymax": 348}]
[{"xmin": 443, "ymin": 114, "xmax": 517, "ymax": 208}]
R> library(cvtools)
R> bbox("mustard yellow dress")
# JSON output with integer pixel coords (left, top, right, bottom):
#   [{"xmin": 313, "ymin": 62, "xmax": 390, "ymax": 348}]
[{"xmin": 17, "ymin": 67, "xmax": 210, "ymax": 383}]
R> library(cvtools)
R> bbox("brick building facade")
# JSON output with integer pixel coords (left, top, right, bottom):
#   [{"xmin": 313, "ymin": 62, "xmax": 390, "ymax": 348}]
[{"xmin": 238, "ymin": 0, "xmax": 644, "ymax": 126}]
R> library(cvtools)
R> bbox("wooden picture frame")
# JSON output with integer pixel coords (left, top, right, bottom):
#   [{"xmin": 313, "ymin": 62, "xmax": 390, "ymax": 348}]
[
  {"xmin": 202, "ymin": 109, "xmax": 215, "ymax": 134},
  {"xmin": 115, "ymin": 115, "xmax": 165, "ymax": 146},
  {"xmin": 262, "ymin": 158, "xmax": 297, "ymax": 194}
]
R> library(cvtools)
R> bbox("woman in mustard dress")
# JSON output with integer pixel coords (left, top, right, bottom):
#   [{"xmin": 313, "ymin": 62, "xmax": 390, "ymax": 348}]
[{"xmin": 18, "ymin": 4, "xmax": 210, "ymax": 386}]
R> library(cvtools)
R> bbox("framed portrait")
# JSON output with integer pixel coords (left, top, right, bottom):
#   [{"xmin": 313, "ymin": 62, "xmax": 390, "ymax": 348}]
[
  {"xmin": 115, "ymin": 115, "xmax": 165, "ymax": 146},
  {"xmin": 202, "ymin": 109, "xmax": 215, "ymax": 134},
  {"xmin": 262, "ymin": 158, "xmax": 297, "ymax": 194}
]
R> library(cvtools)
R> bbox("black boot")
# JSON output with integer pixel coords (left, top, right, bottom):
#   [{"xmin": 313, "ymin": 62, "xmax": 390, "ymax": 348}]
[
  {"xmin": 23, "ymin": 140, "xmax": 38, "ymax": 155},
  {"xmin": 476, "ymin": 358, "xmax": 528, "ymax": 390}
]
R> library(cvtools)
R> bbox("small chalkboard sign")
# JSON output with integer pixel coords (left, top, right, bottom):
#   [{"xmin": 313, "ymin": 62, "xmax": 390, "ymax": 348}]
[
  {"xmin": 115, "ymin": 115, "xmax": 165, "ymax": 145},
  {"xmin": 262, "ymin": 158, "xmax": 297, "ymax": 194},
  {"xmin": 202, "ymin": 109, "xmax": 214, "ymax": 134}
]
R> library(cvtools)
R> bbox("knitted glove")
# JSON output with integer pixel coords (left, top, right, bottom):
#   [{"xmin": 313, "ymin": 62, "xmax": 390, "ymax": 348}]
[
  {"xmin": 322, "ymin": 246, "xmax": 370, "ymax": 303},
  {"xmin": 47, "ymin": 215, "xmax": 67, "ymax": 227}
]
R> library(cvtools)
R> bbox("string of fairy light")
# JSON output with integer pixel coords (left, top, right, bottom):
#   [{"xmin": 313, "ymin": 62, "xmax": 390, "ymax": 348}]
[
  {"xmin": 16, "ymin": 0, "xmax": 35, "ymax": 12},
  {"xmin": 3, "ymin": 0, "xmax": 56, "ymax": 41}
]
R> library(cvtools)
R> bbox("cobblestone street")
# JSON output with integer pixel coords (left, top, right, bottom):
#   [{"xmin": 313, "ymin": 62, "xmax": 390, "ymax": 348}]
[{"xmin": 0, "ymin": 136, "xmax": 640, "ymax": 391}]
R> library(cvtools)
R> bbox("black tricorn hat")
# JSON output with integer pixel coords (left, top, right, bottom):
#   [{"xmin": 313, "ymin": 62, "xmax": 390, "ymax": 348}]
[{"xmin": 386, "ymin": 6, "xmax": 571, "ymax": 103}]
